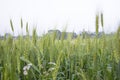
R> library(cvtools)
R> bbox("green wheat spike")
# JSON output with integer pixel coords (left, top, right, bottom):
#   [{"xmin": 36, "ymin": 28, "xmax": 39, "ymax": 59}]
[
  {"xmin": 32, "ymin": 28, "xmax": 37, "ymax": 45},
  {"xmin": 21, "ymin": 18, "xmax": 23, "ymax": 29},
  {"xmin": 10, "ymin": 19, "xmax": 14, "ymax": 32},
  {"xmin": 26, "ymin": 22, "xmax": 28, "ymax": 32},
  {"xmin": 95, "ymin": 13, "xmax": 99, "ymax": 35},
  {"xmin": 101, "ymin": 12, "xmax": 104, "ymax": 28}
]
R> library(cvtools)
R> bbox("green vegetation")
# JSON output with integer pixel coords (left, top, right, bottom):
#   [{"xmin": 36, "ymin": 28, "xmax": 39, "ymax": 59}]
[{"xmin": 0, "ymin": 14, "xmax": 120, "ymax": 80}]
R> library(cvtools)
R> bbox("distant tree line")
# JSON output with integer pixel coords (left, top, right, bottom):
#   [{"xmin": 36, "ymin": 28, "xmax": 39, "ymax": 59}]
[
  {"xmin": 0, "ymin": 30, "xmax": 114, "ymax": 40},
  {"xmin": 47, "ymin": 30, "xmax": 77, "ymax": 39},
  {"xmin": 46, "ymin": 29, "xmax": 110, "ymax": 39}
]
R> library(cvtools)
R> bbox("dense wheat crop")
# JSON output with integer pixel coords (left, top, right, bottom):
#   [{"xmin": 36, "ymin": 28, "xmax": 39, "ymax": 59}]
[{"xmin": 0, "ymin": 16, "xmax": 120, "ymax": 80}]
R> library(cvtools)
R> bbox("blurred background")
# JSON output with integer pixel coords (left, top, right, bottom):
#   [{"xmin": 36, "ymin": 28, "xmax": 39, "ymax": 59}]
[{"xmin": 0, "ymin": 0, "xmax": 120, "ymax": 36}]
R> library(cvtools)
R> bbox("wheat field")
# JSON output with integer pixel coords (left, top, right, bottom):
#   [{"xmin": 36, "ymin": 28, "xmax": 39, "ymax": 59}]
[{"xmin": 0, "ymin": 14, "xmax": 120, "ymax": 80}]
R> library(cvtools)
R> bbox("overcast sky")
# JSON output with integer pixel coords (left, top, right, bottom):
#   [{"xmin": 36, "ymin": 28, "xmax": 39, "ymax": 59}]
[{"xmin": 0, "ymin": 0, "xmax": 120, "ymax": 35}]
